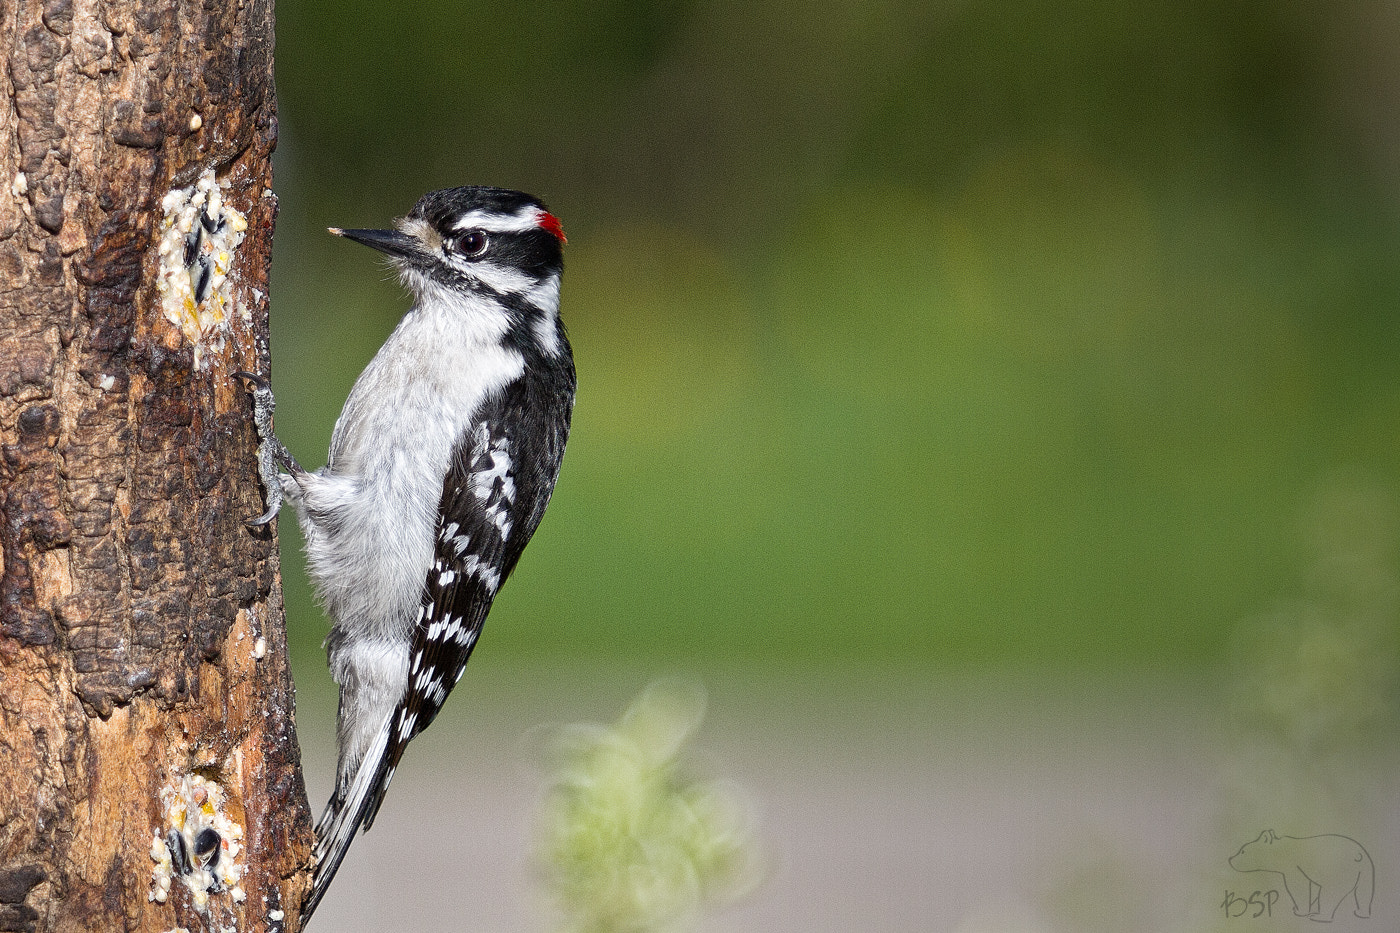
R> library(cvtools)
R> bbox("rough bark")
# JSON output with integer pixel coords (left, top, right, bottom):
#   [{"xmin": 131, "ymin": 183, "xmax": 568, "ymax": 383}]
[{"xmin": 0, "ymin": 0, "xmax": 312, "ymax": 931}]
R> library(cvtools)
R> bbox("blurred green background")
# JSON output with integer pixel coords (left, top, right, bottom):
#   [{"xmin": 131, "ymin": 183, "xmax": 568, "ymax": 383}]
[
  {"xmin": 269, "ymin": 0, "xmax": 1400, "ymax": 676},
  {"xmin": 265, "ymin": 3, "xmax": 1400, "ymax": 930}
]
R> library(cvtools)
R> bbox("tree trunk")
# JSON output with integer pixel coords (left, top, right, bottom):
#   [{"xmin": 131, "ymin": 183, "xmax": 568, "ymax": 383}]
[{"xmin": 0, "ymin": 1, "xmax": 312, "ymax": 932}]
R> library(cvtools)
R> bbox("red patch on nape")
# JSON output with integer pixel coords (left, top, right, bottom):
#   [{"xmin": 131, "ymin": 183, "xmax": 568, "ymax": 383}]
[{"xmin": 537, "ymin": 211, "xmax": 567, "ymax": 243}]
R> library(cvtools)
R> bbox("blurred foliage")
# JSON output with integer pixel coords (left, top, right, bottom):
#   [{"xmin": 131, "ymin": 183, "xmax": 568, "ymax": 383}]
[
  {"xmin": 1232, "ymin": 475, "xmax": 1400, "ymax": 758},
  {"xmin": 1217, "ymin": 473, "xmax": 1400, "ymax": 848},
  {"xmin": 535, "ymin": 682, "xmax": 760, "ymax": 933},
  {"xmin": 270, "ymin": 0, "xmax": 1400, "ymax": 675}
]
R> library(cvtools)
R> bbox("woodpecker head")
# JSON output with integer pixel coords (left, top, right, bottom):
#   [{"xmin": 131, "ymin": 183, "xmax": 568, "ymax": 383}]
[{"xmin": 331, "ymin": 186, "xmax": 568, "ymax": 354}]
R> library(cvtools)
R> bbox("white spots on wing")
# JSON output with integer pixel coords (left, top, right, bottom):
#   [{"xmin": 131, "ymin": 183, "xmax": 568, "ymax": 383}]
[
  {"xmin": 412, "ymin": 666, "xmax": 449, "ymax": 708},
  {"xmin": 461, "ymin": 555, "xmax": 501, "ymax": 594},
  {"xmin": 452, "ymin": 618, "xmax": 475, "ymax": 646},
  {"xmin": 438, "ymin": 520, "xmax": 489, "ymax": 586},
  {"xmin": 424, "ymin": 614, "xmax": 476, "ymax": 647},
  {"xmin": 440, "ymin": 521, "xmax": 476, "ymax": 560},
  {"xmin": 420, "ymin": 423, "xmax": 515, "ymax": 610},
  {"xmin": 471, "ymin": 425, "xmax": 516, "ymax": 540},
  {"xmin": 397, "ymin": 710, "xmax": 417, "ymax": 740}
]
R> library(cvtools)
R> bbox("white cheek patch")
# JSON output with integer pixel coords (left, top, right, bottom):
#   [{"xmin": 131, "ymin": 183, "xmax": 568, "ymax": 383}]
[{"xmin": 463, "ymin": 261, "xmax": 538, "ymax": 295}]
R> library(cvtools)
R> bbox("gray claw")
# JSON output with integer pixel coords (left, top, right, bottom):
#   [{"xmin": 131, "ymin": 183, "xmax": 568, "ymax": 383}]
[
  {"xmin": 238, "ymin": 371, "xmax": 299, "ymax": 526},
  {"xmin": 247, "ymin": 500, "xmax": 282, "ymax": 527}
]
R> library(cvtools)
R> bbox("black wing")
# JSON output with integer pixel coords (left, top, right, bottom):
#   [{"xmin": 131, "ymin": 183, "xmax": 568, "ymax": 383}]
[
  {"xmin": 306, "ymin": 366, "xmax": 573, "ymax": 921},
  {"xmin": 386, "ymin": 369, "xmax": 572, "ymax": 763}
]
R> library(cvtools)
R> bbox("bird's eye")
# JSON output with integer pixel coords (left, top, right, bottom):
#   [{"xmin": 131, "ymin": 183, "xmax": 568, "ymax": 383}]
[{"xmin": 448, "ymin": 230, "xmax": 489, "ymax": 258}]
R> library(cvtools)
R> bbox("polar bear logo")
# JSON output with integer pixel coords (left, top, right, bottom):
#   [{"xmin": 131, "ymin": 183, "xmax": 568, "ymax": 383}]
[{"xmin": 1229, "ymin": 830, "xmax": 1374, "ymax": 922}]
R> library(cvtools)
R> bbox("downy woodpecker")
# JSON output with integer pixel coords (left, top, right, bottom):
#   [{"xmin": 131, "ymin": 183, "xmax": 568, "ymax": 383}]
[{"xmin": 244, "ymin": 186, "xmax": 575, "ymax": 922}]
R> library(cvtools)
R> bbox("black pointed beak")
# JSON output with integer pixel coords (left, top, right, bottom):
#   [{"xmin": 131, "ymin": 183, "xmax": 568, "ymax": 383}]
[{"xmin": 329, "ymin": 227, "xmax": 421, "ymax": 259}]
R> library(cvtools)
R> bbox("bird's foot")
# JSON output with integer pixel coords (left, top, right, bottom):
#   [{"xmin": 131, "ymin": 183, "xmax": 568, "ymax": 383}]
[{"xmin": 236, "ymin": 371, "xmax": 304, "ymax": 526}]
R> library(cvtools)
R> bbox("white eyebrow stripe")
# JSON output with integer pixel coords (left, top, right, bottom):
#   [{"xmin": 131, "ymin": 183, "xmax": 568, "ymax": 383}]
[{"xmin": 451, "ymin": 208, "xmax": 543, "ymax": 233}]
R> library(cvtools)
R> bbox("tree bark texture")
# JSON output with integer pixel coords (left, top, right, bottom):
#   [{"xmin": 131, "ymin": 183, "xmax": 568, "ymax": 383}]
[{"xmin": 0, "ymin": 1, "xmax": 312, "ymax": 931}]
